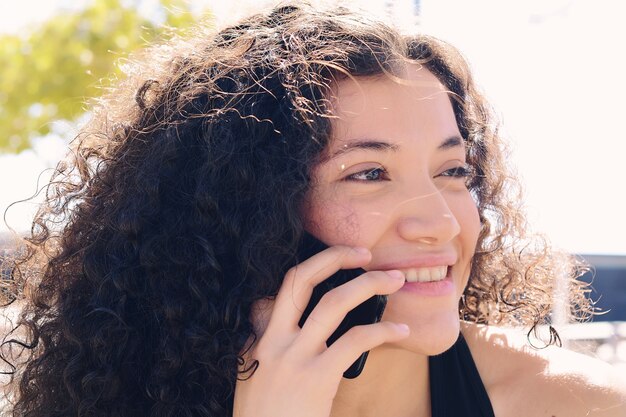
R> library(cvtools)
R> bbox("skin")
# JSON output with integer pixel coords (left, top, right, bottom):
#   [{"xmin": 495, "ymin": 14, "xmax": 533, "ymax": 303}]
[
  {"xmin": 235, "ymin": 64, "xmax": 626, "ymax": 417},
  {"xmin": 462, "ymin": 323, "xmax": 626, "ymax": 417},
  {"xmin": 303, "ymin": 65, "xmax": 480, "ymax": 416}
]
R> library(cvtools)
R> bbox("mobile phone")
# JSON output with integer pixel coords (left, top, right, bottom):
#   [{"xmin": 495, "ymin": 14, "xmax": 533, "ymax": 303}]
[{"xmin": 295, "ymin": 233, "xmax": 387, "ymax": 379}]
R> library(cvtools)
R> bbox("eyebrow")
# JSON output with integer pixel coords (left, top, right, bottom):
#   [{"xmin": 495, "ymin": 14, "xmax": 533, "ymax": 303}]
[
  {"xmin": 327, "ymin": 140, "xmax": 398, "ymax": 160},
  {"xmin": 438, "ymin": 135, "xmax": 464, "ymax": 150},
  {"xmin": 326, "ymin": 135, "xmax": 464, "ymax": 161}
]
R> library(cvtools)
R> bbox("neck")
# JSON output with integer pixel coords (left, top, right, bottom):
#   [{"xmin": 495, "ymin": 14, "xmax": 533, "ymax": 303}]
[{"xmin": 329, "ymin": 345, "xmax": 431, "ymax": 417}]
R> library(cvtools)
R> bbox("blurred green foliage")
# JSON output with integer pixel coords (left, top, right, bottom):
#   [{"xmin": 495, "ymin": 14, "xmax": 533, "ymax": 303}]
[{"xmin": 0, "ymin": 0, "xmax": 207, "ymax": 153}]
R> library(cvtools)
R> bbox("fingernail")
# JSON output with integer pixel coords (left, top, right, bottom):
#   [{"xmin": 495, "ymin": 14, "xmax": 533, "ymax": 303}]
[
  {"xmin": 352, "ymin": 247, "xmax": 369, "ymax": 255},
  {"xmin": 395, "ymin": 323, "xmax": 410, "ymax": 334},
  {"xmin": 386, "ymin": 270, "xmax": 405, "ymax": 281}
]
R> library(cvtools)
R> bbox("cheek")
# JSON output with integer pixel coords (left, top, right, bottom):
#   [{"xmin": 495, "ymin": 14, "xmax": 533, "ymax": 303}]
[
  {"xmin": 303, "ymin": 191, "xmax": 358, "ymax": 244},
  {"xmin": 464, "ymin": 208, "xmax": 481, "ymax": 252},
  {"xmin": 451, "ymin": 195, "xmax": 481, "ymax": 285},
  {"xmin": 303, "ymin": 189, "xmax": 385, "ymax": 247},
  {"xmin": 452, "ymin": 193, "xmax": 481, "ymax": 250}
]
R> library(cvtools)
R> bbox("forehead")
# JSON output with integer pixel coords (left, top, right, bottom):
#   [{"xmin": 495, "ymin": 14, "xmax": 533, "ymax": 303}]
[
  {"xmin": 330, "ymin": 64, "xmax": 447, "ymax": 110},
  {"xmin": 327, "ymin": 65, "xmax": 457, "ymax": 145}
]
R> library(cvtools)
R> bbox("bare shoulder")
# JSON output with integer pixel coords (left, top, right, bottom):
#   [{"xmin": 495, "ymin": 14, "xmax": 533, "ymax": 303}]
[{"xmin": 460, "ymin": 322, "xmax": 626, "ymax": 417}]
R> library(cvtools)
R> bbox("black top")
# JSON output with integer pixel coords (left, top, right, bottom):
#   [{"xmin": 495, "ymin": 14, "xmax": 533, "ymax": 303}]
[{"xmin": 429, "ymin": 334, "xmax": 496, "ymax": 417}]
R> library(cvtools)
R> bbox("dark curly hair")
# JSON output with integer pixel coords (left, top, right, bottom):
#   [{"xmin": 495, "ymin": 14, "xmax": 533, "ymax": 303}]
[{"xmin": 0, "ymin": 3, "xmax": 592, "ymax": 416}]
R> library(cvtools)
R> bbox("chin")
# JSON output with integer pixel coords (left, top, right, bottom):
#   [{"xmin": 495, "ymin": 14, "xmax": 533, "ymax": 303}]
[
  {"xmin": 398, "ymin": 315, "xmax": 461, "ymax": 355},
  {"xmin": 383, "ymin": 298, "xmax": 462, "ymax": 355}
]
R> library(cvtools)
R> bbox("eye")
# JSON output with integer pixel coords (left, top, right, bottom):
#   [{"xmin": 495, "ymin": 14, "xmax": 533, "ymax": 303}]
[
  {"xmin": 437, "ymin": 164, "xmax": 474, "ymax": 179},
  {"xmin": 344, "ymin": 166, "xmax": 389, "ymax": 182}
]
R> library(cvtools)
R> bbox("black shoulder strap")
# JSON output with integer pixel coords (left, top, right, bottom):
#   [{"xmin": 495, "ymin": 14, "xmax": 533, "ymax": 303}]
[{"xmin": 429, "ymin": 334, "xmax": 495, "ymax": 417}]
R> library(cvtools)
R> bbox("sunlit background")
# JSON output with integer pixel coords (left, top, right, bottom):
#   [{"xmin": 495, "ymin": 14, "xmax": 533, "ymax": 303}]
[{"xmin": 1, "ymin": 0, "xmax": 625, "ymax": 367}]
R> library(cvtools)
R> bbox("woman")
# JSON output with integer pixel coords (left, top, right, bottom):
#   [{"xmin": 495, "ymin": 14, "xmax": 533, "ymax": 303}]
[{"xmin": 1, "ymin": 3, "xmax": 624, "ymax": 417}]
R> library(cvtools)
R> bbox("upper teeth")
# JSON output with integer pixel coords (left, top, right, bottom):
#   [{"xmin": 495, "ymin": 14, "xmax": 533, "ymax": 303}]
[{"xmin": 402, "ymin": 266, "xmax": 448, "ymax": 283}]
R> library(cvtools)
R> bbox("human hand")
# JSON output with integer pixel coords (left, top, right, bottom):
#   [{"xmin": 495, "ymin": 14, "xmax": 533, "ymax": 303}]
[{"xmin": 232, "ymin": 245, "xmax": 409, "ymax": 417}]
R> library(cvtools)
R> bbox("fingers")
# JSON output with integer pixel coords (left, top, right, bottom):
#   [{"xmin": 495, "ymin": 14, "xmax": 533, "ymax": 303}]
[
  {"xmin": 318, "ymin": 321, "xmax": 410, "ymax": 372},
  {"xmin": 243, "ymin": 244, "xmax": 412, "ymax": 387},
  {"xmin": 265, "ymin": 245, "xmax": 371, "ymax": 338},
  {"xmin": 293, "ymin": 270, "xmax": 405, "ymax": 355}
]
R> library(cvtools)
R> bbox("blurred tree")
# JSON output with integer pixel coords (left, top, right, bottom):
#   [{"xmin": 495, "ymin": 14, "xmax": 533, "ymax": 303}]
[{"xmin": 0, "ymin": 0, "xmax": 206, "ymax": 153}]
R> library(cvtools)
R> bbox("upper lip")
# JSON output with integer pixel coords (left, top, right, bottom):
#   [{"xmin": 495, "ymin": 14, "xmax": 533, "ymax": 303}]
[{"xmin": 371, "ymin": 254, "xmax": 458, "ymax": 271}]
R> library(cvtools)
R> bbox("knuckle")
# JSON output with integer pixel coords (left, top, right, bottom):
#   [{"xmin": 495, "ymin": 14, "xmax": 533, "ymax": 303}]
[
  {"xmin": 368, "ymin": 270, "xmax": 389, "ymax": 281},
  {"xmin": 350, "ymin": 271, "xmax": 380, "ymax": 294},
  {"xmin": 283, "ymin": 266, "xmax": 312, "ymax": 292},
  {"xmin": 365, "ymin": 271, "xmax": 396, "ymax": 291},
  {"xmin": 344, "ymin": 324, "xmax": 368, "ymax": 343},
  {"xmin": 277, "ymin": 347, "xmax": 301, "ymax": 369},
  {"xmin": 380, "ymin": 321, "xmax": 396, "ymax": 333},
  {"xmin": 329, "ymin": 245, "xmax": 352, "ymax": 263},
  {"xmin": 319, "ymin": 288, "xmax": 343, "ymax": 307},
  {"xmin": 357, "ymin": 271, "xmax": 377, "ymax": 287}
]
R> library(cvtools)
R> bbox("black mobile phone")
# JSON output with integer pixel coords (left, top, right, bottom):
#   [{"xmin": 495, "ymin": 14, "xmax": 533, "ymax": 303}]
[{"xmin": 295, "ymin": 233, "xmax": 387, "ymax": 379}]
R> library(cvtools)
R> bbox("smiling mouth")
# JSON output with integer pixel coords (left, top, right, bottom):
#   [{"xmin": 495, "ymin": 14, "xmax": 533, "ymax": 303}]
[{"xmin": 400, "ymin": 266, "xmax": 450, "ymax": 283}]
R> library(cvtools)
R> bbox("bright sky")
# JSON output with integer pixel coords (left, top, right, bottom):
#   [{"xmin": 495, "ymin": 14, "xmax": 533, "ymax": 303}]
[{"xmin": 1, "ymin": 0, "xmax": 625, "ymax": 255}]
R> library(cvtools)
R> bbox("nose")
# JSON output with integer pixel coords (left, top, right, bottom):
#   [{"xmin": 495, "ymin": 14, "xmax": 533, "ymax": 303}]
[{"xmin": 395, "ymin": 188, "xmax": 461, "ymax": 245}]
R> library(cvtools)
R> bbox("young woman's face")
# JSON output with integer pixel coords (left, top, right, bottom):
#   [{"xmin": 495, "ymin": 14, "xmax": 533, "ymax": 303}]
[{"xmin": 303, "ymin": 66, "xmax": 481, "ymax": 354}]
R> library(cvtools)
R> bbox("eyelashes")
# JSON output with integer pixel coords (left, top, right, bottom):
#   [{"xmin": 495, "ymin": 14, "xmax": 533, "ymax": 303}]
[
  {"xmin": 343, "ymin": 163, "xmax": 474, "ymax": 182},
  {"xmin": 437, "ymin": 164, "xmax": 474, "ymax": 179},
  {"xmin": 344, "ymin": 166, "xmax": 389, "ymax": 181}
]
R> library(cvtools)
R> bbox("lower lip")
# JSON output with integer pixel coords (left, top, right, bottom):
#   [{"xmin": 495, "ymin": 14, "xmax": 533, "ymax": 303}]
[{"xmin": 399, "ymin": 271, "xmax": 455, "ymax": 297}]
